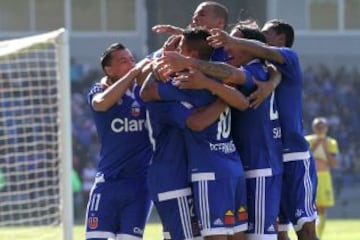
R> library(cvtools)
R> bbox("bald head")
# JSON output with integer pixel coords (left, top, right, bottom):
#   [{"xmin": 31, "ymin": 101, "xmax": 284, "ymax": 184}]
[{"xmin": 191, "ymin": 1, "xmax": 229, "ymax": 30}]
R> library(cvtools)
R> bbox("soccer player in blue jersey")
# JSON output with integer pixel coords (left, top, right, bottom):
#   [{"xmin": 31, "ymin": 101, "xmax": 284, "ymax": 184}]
[
  {"xmin": 151, "ymin": 1, "xmax": 229, "ymax": 62},
  {"xmin": 207, "ymin": 19, "xmax": 318, "ymax": 240},
  {"xmin": 142, "ymin": 28, "xmax": 250, "ymax": 240},
  {"xmin": 164, "ymin": 21, "xmax": 284, "ymax": 240},
  {"xmin": 85, "ymin": 43, "xmax": 152, "ymax": 240}
]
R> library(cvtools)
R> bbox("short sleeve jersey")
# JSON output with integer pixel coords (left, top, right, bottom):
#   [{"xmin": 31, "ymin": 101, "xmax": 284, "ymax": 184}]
[
  {"xmin": 87, "ymin": 81, "xmax": 152, "ymax": 179},
  {"xmin": 158, "ymin": 81, "xmax": 244, "ymax": 180},
  {"xmin": 271, "ymin": 48, "xmax": 310, "ymax": 154},
  {"xmin": 231, "ymin": 60, "xmax": 283, "ymax": 175}
]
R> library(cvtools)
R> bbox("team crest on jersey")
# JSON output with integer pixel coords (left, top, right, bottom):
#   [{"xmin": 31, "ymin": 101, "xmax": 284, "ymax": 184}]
[
  {"xmin": 224, "ymin": 210, "xmax": 235, "ymax": 225},
  {"xmin": 87, "ymin": 217, "xmax": 98, "ymax": 229},
  {"xmin": 237, "ymin": 206, "xmax": 248, "ymax": 221},
  {"xmin": 131, "ymin": 101, "xmax": 141, "ymax": 117}
]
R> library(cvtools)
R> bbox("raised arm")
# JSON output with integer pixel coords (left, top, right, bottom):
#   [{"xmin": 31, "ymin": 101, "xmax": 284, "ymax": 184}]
[
  {"xmin": 156, "ymin": 51, "xmax": 248, "ymax": 85},
  {"xmin": 186, "ymin": 99, "xmax": 227, "ymax": 132},
  {"xmin": 140, "ymin": 72, "xmax": 161, "ymax": 102},
  {"xmin": 248, "ymin": 63, "xmax": 282, "ymax": 109},
  {"xmin": 174, "ymin": 68, "xmax": 249, "ymax": 110},
  {"xmin": 208, "ymin": 28, "xmax": 285, "ymax": 64},
  {"xmin": 92, "ymin": 66, "xmax": 142, "ymax": 111},
  {"xmin": 152, "ymin": 24, "xmax": 184, "ymax": 35}
]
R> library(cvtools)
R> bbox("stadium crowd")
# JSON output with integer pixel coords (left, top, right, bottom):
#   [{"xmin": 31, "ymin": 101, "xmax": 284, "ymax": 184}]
[{"xmin": 70, "ymin": 61, "xmax": 360, "ymax": 222}]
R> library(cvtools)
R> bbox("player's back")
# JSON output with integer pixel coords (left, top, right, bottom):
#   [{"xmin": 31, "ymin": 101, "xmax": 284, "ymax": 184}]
[
  {"xmin": 186, "ymin": 106, "xmax": 244, "ymax": 180},
  {"xmin": 180, "ymin": 91, "xmax": 244, "ymax": 180},
  {"xmin": 157, "ymin": 80, "xmax": 244, "ymax": 180},
  {"xmin": 231, "ymin": 60, "xmax": 283, "ymax": 175},
  {"xmin": 145, "ymin": 101, "xmax": 191, "ymax": 199},
  {"xmin": 88, "ymin": 82, "xmax": 152, "ymax": 179}
]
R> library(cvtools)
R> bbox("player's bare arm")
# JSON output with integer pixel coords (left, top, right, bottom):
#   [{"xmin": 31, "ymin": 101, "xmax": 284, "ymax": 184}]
[
  {"xmin": 323, "ymin": 141, "xmax": 338, "ymax": 169},
  {"xmin": 152, "ymin": 24, "xmax": 184, "ymax": 35},
  {"xmin": 136, "ymin": 58, "xmax": 153, "ymax": 86},
  {"xmin": 186, "ymin": 98, "xmax": 227, "ymax": 132},
  {"xmin": 209, "ymin": 28, "xmax": 285, "ymax": 64},
  {"xmin": 174, "ymin": 68, "xmax": 249, "ymax": 110},
  {"xmin": 249, "ymin": 63, "xmax": 282, "ymax": 109},
  {"xmin": 139, "ymin": 72, "xmax": 161, "ymax": 102},
  {"xmin": 92, "ymin": 66, "xmax": 142, "ymax": 112},
  {"xmin": 157, "ymin": 51, "xmax": 246, "ymax": 84}
]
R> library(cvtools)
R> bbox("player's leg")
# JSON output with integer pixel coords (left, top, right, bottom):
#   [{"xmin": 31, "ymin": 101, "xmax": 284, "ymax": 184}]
[
  {"xmin": 277, "ymin": 231, "xmax": 290, "ymax": 240},
  {"xmin": 155, "ymin": 187, "xmax": 200, "ymax": 240},
  {"xmin": 315, "ymin": 171, "xmax": 335, "ymax": 239},
  {"xmin": 245, "ymin": 174, "xmax": 282, "ymax": 240},
  {"xmin": 316, "ymin": 206, "xmax": 326, "ymax": 239},
  {"xmin": 282, "ymin": 156, "xmax": 318, "ymax": 240},
  {"xmin": 192, "ymin": 175, "xmax": 244, "ymax": 239},
  {"xmin": 277, "ymin": 171, "xmax": 292, "ymax": 240},
  {"xmin": 277, "ymin": 212, "xmax": 292, "ymax": 240},
  {"xmin": 229, "ymin": 176, "xmax": 248, "ymax": 240},
  {"xmin": 84, "ymin": 179, "xmax": 120, "ymax": 240},
  {"xmin": 295, "ymin": 157, "xmax": 318, "ymax": 240},
  {"xmin": 117, "ymin": 177, "xmax": 152, "ymax": 239}
]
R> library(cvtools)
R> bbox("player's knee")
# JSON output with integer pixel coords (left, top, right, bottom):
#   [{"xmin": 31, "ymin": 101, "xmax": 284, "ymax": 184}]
[
  {"xmin": 277, "ymin": 231, "xmax": 290, "ymax": 240},
  {"xmin": 297, "ymin": 221, "xmax": 317, "ymax": 240}
]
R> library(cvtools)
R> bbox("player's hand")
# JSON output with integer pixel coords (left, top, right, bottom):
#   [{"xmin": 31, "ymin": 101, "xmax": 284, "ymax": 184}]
[
  {"xmin": 207, "ymin": 28, "xmax": 231, "ymax": 48},
  {"xmin": 162, "ymin": 35, "xmax": 182, "ymax": 52},
  {"xmin": 151, "ymin": 59, "xmax": 171, "ymax": 82},
  {"xmin": 152, "ymin": 24, "xmax": 184, "ymax": 35},
  {"xmin": 248, "ymin": 79, "xmax": 274, "ymax": 109},
  {"xmin": 173, "ymin": 68, "xmax": 209, "ymax": 90},
  {"xmin": 155, "ymin": 51, "xmax": 189, "ymax": 79},
  {"xmin": 135, "ymin": 58, "xmax": 154, "ymax": 85}
]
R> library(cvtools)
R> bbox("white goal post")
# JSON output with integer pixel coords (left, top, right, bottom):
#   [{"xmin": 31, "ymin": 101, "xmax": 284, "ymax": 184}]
[{"xmin": 0, "ymin": 29, "xmax": 73, "ymax": 240}]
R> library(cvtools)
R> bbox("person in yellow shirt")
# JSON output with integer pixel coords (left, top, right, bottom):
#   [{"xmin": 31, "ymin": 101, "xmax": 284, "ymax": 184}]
[{"xmin": 305, "ymin": 117, "xmax": 339, "ymax": 239}]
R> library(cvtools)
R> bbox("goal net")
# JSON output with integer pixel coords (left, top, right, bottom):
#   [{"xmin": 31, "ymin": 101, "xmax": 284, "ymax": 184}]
[{"xmin": 0, "ymin": 29, "xmax": 73, "ymax": 240}]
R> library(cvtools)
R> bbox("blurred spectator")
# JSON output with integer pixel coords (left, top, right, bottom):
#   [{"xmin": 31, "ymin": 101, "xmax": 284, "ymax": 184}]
[
  {"xmin": 303, "ymin": 64, "xmax": 360, "ymax": 190},
  {"xmin": 72, "ymin": 168, "xmax": 83, "ymax": 222},
  {"xmin": 81, "ymin": 161, "xmax": 96, "ymax": 210},
  {"xmin": 70, "ymin": 57, "xmax": 89, "ymax": 83}
]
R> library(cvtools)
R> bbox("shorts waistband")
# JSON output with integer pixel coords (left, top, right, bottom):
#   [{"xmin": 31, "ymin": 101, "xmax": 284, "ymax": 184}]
[
  {"xmin": 283, "ymin": 151, "xmax": 310, "ymax": 162},
  {"xmin": 95, "ymin": 174, "xmax": 105, "ymax": 183},
  {"xmin": 157, "ymin": 187, "xmax": 192, "ymax": 202}
]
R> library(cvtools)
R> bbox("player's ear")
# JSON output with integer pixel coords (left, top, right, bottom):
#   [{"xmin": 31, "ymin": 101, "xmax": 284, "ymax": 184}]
[
  {"xmin": 216, "ymin": 18, "xmax": 226, "ymax": 30},
  {"xmin": 278, "ymin": 33, "xmax": 286, "ymax": 46},
  {"xmin": 104, "ymin": 65, "xmax": 112, "ymax": 76},
  {"xmin": 190, "ymin": 50, "xmax": 200, "ymax": 59}
]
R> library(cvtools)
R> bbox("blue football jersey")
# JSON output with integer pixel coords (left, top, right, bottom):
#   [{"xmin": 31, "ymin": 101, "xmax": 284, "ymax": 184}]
[
  {"xmin": 145, "ymin": 100, "xmax": 193, "ymax": 199},
  {"xmin": 272, "ymin": 48, "xmax": 310, "ymax": 154},
  {"xmin": 231, "ymin": 60, "xmax": 283, "ymax": 176},
  {"xmin": 211, "ymin": 47, "xmax": 229, "ymax": 62},
  {"xmin": 87, "ymin": 81, "xmax": 152, "ymax": 179},
  {"xmin": 158, "ymin": 81, "xmax": 244, "ymax": 180}
]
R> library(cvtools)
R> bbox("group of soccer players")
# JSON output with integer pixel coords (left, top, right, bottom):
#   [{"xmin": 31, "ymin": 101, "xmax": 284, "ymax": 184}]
[{"xmin": 84, "ymin": 1, "xmax": 320, "ymax": 240}]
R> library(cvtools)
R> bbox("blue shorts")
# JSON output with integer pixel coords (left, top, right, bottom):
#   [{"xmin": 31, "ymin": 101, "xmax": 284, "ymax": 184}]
[
  {"xmin": 245, "ymin": 173, "xmax": 282, "ymax": 240},
  {"xmin": 191, "ymin": 173, "xmax": 248, "ymax": 237},
  {"xmin": 85, "ymin": 176, "xmax": 151, "ymax": 239},
  {"xmin": 155, "ymin": 187, "xmax": 201, "ymax": 240},
  {"xmin": 279, "ymin": 153, "xmax": 318, "ymax": 231}
]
